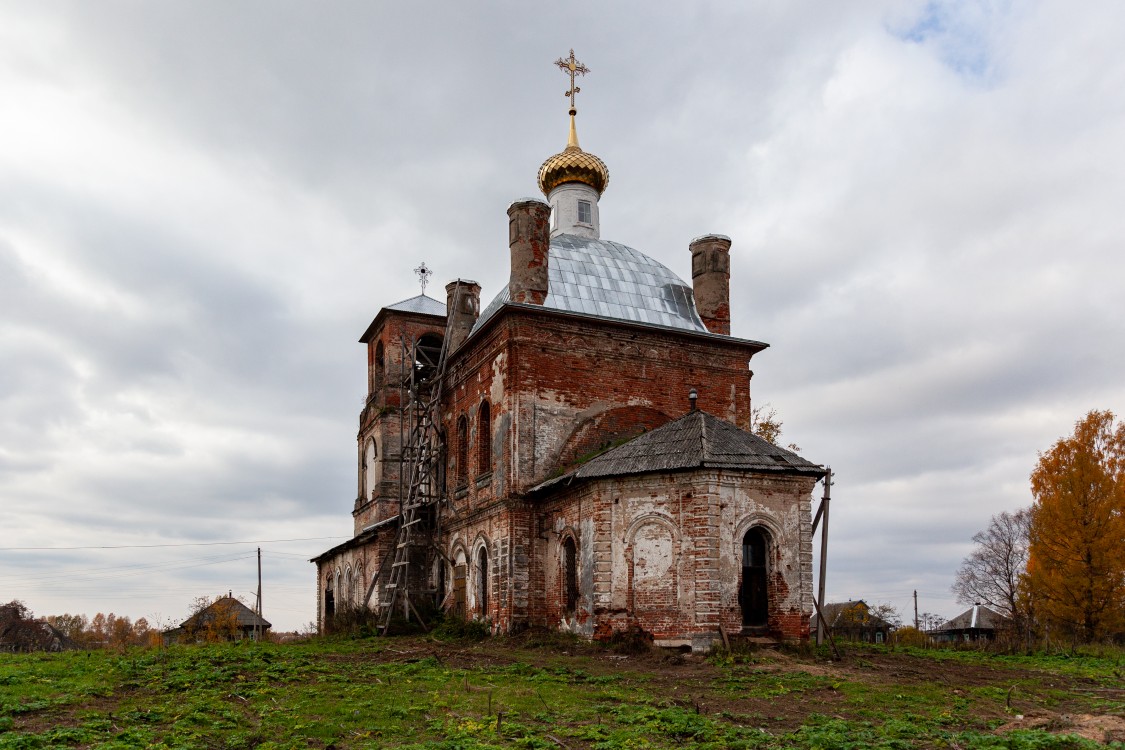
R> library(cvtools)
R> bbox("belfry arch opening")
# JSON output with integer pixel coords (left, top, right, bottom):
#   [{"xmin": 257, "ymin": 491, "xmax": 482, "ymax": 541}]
[
  {"xmin": 372, "ymin": 340, "xmax": 384, "ymax": 392},
  {"xmin": 413, "ymin": 334, "xmax": 444, "ymax": 384},
  {"xmin": 740, "ymin": 526, "xmax": 769, "ymax": 628}
]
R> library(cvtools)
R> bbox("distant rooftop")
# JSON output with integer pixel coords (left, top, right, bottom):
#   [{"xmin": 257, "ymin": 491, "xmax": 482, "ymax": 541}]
[{"xmin": 936, "ymin": 604, "xmax": 1008, "ymax": 632}]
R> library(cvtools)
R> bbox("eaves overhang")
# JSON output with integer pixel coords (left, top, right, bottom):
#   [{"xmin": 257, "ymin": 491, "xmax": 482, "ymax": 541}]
[{"xmin": 453, "ymin": 300, "xmax": 768, "ymax": 364}]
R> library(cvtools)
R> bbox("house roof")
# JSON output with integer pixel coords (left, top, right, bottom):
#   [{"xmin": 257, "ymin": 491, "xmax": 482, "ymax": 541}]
[
  {"xmin": 531, "ymin": 410, "xmax": 824, "ymax": 493},
  {"xmin": 811, "ymin": 601, "xmax": 865, "ymax": 628},
  {"xmin": 936, "ymin": 604, "xmax": 1008, "ymax": 632},
  {"xmin": 0, "ymin": 619, "xmax": 79, "ymax": 651},
  {"xmin": 810, "ymin": 600, "xmax": 894, "ymax": 630},
  {"xmin": 178, "ymin": 597, "xmax": 271, "ymax": 630}
]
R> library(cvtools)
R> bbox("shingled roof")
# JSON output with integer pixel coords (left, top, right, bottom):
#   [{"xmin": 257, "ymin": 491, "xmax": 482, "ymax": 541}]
[
  {"xmin": 935, "ymin": 604, "xmax": 1008, "ymax": 633},
  {"xmin": 532, "ymin": 410, "xmax": 824, "ymax": 493},
  {"xmin": 177, "ymin": 597, "xmax": 271, "ymax": 631}
]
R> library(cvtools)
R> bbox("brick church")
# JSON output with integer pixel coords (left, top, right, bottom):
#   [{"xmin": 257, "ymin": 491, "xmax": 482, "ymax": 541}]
[{"xmin": 313, "ymin": 53, "xmax": 825, "ymax": 649}]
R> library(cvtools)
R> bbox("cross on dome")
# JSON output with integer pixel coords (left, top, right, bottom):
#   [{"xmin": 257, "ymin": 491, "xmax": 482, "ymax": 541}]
[
  {"xmin": 537, "ymin": 49, "xmax": 609, "ymax": 202},
  {"xmin": 555, "ymin": 49, "xmax": 589, "ymax": 114}
]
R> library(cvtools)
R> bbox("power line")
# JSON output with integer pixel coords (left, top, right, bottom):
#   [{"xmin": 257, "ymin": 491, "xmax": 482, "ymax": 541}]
[
  {"xmin": 0, "ymin": 536, "xmax": 347, "ymax": 551},
  {"xmin": 0, "ymin": 551, "xmax": 257, "ymax": 583}
]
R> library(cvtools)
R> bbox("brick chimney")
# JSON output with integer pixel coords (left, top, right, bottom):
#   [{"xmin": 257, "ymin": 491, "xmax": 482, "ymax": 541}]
[
  {"xmin": 507, "ymin": 198, "xmax": 552, "ymax": 305},
  {"xmin": 690, "ymin": 234, "xmax": 732, "ymax": 335},
  {"xmin": 445, "ymin": 279, "xmax": 481, "ymax": 354}
]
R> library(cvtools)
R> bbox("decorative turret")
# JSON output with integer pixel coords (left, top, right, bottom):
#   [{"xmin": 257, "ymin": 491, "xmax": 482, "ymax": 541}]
[
  {"xmin": 445, "ymin": 279, "xmax": 481, "ymax": 353},
  {"xmin": 690, "ymin": 234, "xmax": 732, "ymax": 335},
  {"xmin": 537, "ymin": 50, "xmax": 609, "ymax": 240}
]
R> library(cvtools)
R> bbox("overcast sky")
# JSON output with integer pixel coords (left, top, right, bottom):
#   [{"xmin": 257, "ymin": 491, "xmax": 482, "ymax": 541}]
[{"xmin": 2, "ymin": 0, "xmax": 1123, "ymax": 632}]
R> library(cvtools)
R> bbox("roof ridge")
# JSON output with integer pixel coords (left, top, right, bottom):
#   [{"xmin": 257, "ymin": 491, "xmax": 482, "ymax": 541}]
[
  {"xmin": 697, "ymin": 409, "xmax": 708, "ymax": 460},
  {"xmin": 387, "ymin": 292, "xmax": 439, "ymax": 307}
]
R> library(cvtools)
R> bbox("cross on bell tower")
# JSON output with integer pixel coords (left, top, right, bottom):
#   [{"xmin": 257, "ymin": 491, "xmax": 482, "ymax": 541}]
[{"xmin": 414, "ymin": 262, "xmax": 433, "ymax": 296}]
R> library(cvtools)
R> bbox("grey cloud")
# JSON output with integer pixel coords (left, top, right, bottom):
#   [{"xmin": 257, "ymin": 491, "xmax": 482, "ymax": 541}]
[{"xmin": 3, "ymin": 0, "xmax": 1124, "ymax": 630}]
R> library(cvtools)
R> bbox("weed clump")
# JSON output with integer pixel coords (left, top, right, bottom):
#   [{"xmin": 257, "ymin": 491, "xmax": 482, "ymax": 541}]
[
  {"xmin": 598, "ymin": 624, "xmax": 653, "ymax": 655},
  {"xmin": 431, "ymin": 616, "xmax": 491, "ymax": 641}
]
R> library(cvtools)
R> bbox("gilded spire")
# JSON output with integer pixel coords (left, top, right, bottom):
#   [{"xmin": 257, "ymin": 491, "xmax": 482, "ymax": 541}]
[{"xmin": 538, "ymin": 49, "xmax": 609, "ymax": 197}]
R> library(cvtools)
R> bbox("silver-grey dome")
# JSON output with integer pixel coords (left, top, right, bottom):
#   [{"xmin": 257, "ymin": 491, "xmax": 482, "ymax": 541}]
[{"xmin": 471, "ymin": 234, "xmax": 706, "ymax": 336}]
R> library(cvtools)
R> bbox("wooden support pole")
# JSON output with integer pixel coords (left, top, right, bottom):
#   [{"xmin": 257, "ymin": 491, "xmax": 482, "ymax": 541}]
[
  {"xmin": 816, "ymin": 467, "xmax": 831, "ymax": 646},
  {"xmin": 256, "ymin": 547, "xmax": 262, "ymax": 642},
  {"xmin": 812, "ymin": 596, "xmax": 841, "ymax": 660}
]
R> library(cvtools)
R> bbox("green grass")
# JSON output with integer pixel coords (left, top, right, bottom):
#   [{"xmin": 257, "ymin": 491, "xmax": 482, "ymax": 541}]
[{"xmin": 1, "ymin": 637, "xmax": 1121, "ymax": 749}]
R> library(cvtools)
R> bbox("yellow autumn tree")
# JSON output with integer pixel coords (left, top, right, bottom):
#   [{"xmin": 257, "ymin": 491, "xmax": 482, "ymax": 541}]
[{"xmin": 1027, "ymin": 410, "xmax": 1125, "ymax": 642}]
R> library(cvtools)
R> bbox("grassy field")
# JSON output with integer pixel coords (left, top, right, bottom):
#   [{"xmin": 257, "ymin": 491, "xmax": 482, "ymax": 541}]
[{"xmin": 1, "ymin": 633, "xmax": 1123, "ymax": 749}]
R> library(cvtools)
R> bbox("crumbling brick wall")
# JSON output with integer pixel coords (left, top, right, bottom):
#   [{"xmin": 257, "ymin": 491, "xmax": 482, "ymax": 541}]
[
  {"xmin": 445, "ymin": 305, "xmax": 761, "ymax": 499},
  {"xmin": 535, "ymin": 470, "xmax": 815, "ymax": 647}
]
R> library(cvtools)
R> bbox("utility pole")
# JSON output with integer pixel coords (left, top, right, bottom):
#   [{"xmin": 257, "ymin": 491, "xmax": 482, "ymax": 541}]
[
  {"xmin": 256, "ymin": 547, "xmax": 263, "ymax": 642},
  {"xmin": 913, "ymin": 589, "xmax": 919, "ymax": 631}
]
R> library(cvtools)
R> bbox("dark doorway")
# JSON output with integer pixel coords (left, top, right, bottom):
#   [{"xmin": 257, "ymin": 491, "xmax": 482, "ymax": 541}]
[
  {"xmin": 740, "ymin": 527, "xmax": 769, "ymax": 627},
  {"xmin": 324, "ymin": 586, "xmax": 335, "ymax": 619},
  {"xmin": 563, "ymin": 537, "xmax": 578, "ymax": 615}
]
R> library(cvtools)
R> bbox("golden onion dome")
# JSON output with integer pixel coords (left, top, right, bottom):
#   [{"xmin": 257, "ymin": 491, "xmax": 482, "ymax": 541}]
[{"xmin": 537, "ymin": 112, "xmax": 610, "ymax": 197}]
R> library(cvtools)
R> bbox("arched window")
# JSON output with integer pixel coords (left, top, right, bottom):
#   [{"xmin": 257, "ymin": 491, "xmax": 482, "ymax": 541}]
[
  {"xmin": 740, "ymin": 527, "xmax": 770, "ymax": 627},
  {"xmin": 364, "ymin": 438, "xmax": 378, "ymax": 500},
  {"xmin": 478, "ymin": 401, "xmax": 491, "ymax": 474},
  {"xmin": 563, "ymin": 537, "xmax": 578, "ymax": 615},
  {"xmin": 344, "ymin": 567, "xmax": 352, "ymax": 607},
  {"xmin": 456, "ymin": 415, "xmax": 468, "ymax": 485},
  {"xmin": 324, "ymin": 575, "xmax": 335, "ymax": 619},
  {"xmin": 477, "ymin": 546, "xmax": 489, "ymax": 617}
]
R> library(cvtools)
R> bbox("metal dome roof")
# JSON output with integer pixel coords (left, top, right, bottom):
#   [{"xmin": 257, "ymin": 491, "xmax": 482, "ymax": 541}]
[
  {"xmin": 538, "ymin": 145, "xmax": 610, "ymax": 196},
  {"xmin": 471, "ymin": 234, "xmax": 707, "ymax": 335}
]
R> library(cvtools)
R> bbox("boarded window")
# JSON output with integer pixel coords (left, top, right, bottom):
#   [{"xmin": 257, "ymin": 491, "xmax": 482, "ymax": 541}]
[
  {"xmin": 478, "ymin": 402, "xmax": 491, "ymax": 474},
  {"xmin": 630, "ymin": 522, "xmax": 676, "ymax": 614},
  {"xmin": 456, "ymin": 416, "xmax": 468, "ymax": 485},
  {"xmin": 453, "ymin": 564, "xmax": 466, "ymax": 617}
]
